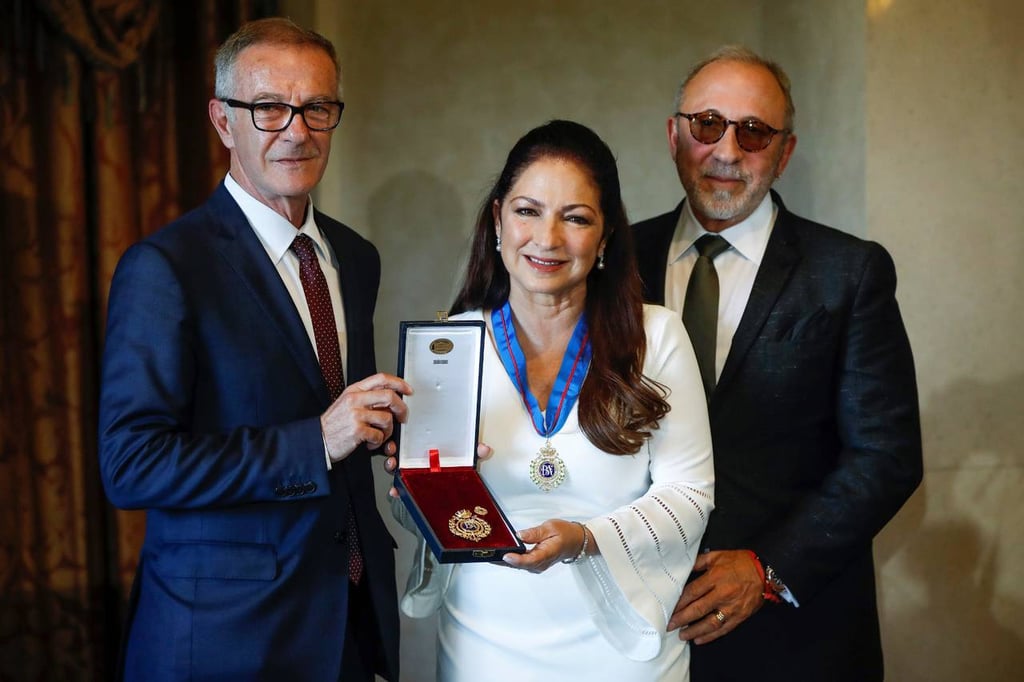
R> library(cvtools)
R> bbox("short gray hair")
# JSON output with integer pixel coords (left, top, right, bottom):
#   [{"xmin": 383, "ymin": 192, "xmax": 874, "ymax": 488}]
[
  {"xmin": 214, "ymin": 17, "xmax": 341, "ymax": 100},
  {"xmin": 675, "ymin": 45, "xmax": 795, "ymax": 130}
]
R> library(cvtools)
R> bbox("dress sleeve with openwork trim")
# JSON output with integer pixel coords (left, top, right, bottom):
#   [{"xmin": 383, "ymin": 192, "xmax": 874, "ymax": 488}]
[{"xmin": 571, "ymin": 305, "xmax": 715, "ymax": 661}]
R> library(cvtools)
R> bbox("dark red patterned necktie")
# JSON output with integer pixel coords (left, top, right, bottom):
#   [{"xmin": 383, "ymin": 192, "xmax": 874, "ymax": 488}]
[
  {"xmin": 290, "ymin": 234, "xmax": 363, "ymax": 584},
  {"xmin": 291, "ymin": 234, "xmax": 345, "ymax": 399}
]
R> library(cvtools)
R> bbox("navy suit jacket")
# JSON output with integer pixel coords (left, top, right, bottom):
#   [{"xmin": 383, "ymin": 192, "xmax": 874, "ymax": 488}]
[
  {"xmin": 634, "ymin": 192, "xmax": 922, "ymax": 682},
  {"xmin": 99, "ymin": 183, "xmax": 399, "ymax": 681}
]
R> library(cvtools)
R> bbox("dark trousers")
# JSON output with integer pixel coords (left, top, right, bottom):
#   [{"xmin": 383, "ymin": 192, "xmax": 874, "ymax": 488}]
[{"xmin": 340, "ymin": 578, "xmax": 379, "ymax": 682}]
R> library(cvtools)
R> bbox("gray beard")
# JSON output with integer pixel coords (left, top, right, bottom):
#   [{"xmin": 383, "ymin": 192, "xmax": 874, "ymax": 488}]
[{"xmin": 692, "ymin": 188, "xmax": 756, "ymax": 221}]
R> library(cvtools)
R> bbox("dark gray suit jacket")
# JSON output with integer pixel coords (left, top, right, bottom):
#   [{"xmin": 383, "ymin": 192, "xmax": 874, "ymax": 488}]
[{"xmin": 633, "ymin": 191, "xmax": 922, "ymax": 682}]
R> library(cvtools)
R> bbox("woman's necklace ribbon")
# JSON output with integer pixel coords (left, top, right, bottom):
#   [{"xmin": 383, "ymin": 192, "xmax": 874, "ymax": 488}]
[{"xmin": 492, "ymin": 301, "xmax": 591, "ymax": 491}]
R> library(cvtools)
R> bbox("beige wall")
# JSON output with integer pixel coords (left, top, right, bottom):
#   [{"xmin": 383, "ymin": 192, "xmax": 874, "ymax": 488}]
[
  {"xmin": 867, "ymin": 1, "xmax": 1024, "ymax": 681},
  {"xmin": 283, "ymin": 2, "xmax": 1024, "ymax": 680}
]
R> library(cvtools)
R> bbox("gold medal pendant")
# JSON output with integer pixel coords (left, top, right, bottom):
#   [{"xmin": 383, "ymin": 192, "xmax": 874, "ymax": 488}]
[
  {"xmin": 529, "ymin": 440, "xmax": 567, "ymax": 492},
  {"xmin": 449, "ymin": 506, "xmax": 492, "ymax": 542}
]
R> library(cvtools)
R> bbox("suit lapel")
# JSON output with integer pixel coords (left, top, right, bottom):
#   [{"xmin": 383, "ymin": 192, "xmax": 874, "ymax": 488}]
[
  {"xmin": 207, "ymin": 184, "xmax": 329, "ymax": 403},
  {"xmin": 713, "ymin": 194, "xmax": 801, "ymax": 403},
  {"xmin": 635, "ymin": 203, "xmax": 682, "ymax": 306}
]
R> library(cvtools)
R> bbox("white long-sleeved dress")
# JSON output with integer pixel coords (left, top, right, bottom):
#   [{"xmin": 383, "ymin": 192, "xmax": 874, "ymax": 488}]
[{"xmin": 398, "ymin": 305, "xmax": 714, "ymax": 682}]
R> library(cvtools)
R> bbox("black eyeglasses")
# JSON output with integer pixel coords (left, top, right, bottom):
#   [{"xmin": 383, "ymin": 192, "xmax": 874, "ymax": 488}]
[
  {"xmin": 222, "ymin": 99, "xmax": 344, "ymax": 132},
  {"xmin": 675, "ymin": 111, "xmax": 788, "ymax": 152}
]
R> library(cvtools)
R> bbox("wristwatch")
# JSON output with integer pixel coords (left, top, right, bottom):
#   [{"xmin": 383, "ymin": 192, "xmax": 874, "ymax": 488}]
[{"xmin": 764, "ymin": 564, "xmax": 788, "ymax": 596}]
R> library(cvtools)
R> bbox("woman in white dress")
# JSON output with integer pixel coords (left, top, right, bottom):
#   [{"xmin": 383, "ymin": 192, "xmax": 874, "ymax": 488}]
[{"xmin": 391, "ymin": 120, "xmax": 714, "ymax": 681}]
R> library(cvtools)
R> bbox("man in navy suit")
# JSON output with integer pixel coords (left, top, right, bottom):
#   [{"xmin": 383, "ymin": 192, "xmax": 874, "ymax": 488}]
[
  {"xmin": 633, "ymin": 46, "xmax": 922, "ymax": 681},
  {"xmin": 99, "ymin": 18, "xmax": 410, "ymax": 681}
]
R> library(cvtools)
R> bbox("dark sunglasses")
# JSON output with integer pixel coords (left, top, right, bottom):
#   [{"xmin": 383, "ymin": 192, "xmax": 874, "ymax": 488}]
[{"xmin": 675, "ymin": 111, "xmax": 789, "ymax": 152}]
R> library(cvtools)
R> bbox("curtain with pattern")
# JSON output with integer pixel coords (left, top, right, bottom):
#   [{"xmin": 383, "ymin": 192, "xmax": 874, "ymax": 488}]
[{"xmin": 0, "ymin": 1, "xmax": 276, "ymax": 678}]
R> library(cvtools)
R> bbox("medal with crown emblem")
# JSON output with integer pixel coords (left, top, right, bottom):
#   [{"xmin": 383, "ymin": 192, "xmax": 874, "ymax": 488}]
[
  {"xmin": 448, "ymin": 506, "xmax": 492, "ymax": 542},
  {"xmin": 529, "ymin": 440, "xmax": 567, "ymax": 492}
]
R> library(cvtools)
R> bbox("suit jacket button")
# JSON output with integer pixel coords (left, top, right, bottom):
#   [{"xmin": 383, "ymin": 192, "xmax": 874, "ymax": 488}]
[
  {"xmin": 334, "ymin": 531, "xmax": 345, "ymax": 544},
  {"xmin": 303, "ymin": 481, "xmax": 317, "ymax": 494}
]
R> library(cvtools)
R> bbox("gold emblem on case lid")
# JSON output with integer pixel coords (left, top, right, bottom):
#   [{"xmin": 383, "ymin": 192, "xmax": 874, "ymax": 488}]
[{"xmin": 430, "ymin": 338, "xmax": 455, "ymax": 354}]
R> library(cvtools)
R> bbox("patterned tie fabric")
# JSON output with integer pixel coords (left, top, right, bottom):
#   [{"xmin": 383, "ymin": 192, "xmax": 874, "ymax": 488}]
[
  {"xmin": 290, "ymin": 234, "xmax": 363, "ymax": 584},
  {"xmin": 291, "ymin": 234, "xmax": 345, "ymax": 399},
  {"xmin": 682, "ymin": 234, "xmax": 730, "ymax": 399}
]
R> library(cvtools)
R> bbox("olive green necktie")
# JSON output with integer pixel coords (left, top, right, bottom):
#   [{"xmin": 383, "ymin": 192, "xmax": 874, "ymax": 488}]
[{"xmin": 683, "ymin": 234, "xmax": 730, "ymax": 399}]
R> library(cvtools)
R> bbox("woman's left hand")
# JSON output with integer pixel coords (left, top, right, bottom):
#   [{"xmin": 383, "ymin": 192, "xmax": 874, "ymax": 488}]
[{"xmin": 502, "ymin": 519, "xmax": 587, "ymax": 573}]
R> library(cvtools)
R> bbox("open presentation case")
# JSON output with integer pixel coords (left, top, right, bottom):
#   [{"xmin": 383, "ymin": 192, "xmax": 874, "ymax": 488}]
[{"xmin": 393, "ymin": 319, "xmax": 524, "ymax": 563}]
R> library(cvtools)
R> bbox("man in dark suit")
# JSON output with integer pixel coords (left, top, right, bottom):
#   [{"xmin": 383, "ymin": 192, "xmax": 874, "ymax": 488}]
[
  {"xmin": 633, "ymin": 46, "xmax": 922, "ymax": 681},
  {"xmin": 99, "ymin": 18, "xmax": 410, "ymax": 681}
]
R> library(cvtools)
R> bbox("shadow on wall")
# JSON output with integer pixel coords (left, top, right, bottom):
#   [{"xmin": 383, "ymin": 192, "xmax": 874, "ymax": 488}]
[
  {"xmin": 877, "ymin": 374, "xmax": 1024, "ymax": 682},
  {"xmin": 368, "ymin": 171, "xmax": 470, "ymax": 682},
  {"xmin": 368, "ymin": 171, "xmax": 470, "ymax": 375},
  {"xmin": 773, "ymin": 146, "xmax": 815, "ymax": 226}
]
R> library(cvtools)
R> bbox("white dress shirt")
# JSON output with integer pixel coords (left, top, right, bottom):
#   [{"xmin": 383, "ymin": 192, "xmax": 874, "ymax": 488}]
[{"xmin": 663, "ymin": 193, "xmax": 777, "ymax": 381}]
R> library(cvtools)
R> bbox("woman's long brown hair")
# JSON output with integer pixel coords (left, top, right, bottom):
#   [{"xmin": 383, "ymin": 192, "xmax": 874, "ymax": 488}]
[{"xmin": 451, "ymin": 120, "xmax": 669, "ymax": 454}]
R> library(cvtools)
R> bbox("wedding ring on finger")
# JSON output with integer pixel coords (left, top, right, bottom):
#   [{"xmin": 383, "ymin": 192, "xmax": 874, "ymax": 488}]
[{"xmin": 714, "ymin": 610, "xmax": 727, "ymax": 624}]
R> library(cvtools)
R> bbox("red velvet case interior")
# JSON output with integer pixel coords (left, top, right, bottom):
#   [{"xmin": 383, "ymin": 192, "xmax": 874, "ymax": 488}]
[{"xmin": 398, "ymin": 466, "xmax": 518, "ymax": 550}]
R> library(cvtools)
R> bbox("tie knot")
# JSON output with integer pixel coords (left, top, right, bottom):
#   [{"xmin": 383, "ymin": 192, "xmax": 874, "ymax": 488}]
[
  {"xmin": 694, "ymin": 234, "xmax": 730, "ymax": 260},
  {"xmin": 290, "ymin": 233, "xmax": 317, "ymax": 262}
]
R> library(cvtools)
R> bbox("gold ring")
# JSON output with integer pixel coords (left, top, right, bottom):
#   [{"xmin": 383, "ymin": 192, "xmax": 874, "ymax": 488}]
[
  {"xmin": 449, "ymin": 508, "xmax": 492, "ymax": 542},
  {"xmin": 714, "ymin": 610, "xmax": 727, "ymax": 624}
]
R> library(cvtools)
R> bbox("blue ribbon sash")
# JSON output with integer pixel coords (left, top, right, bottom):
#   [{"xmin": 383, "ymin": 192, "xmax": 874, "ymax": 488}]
[{"xmin": 491, "ymin": 300, "xmax": 591, "ymax": 438}]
